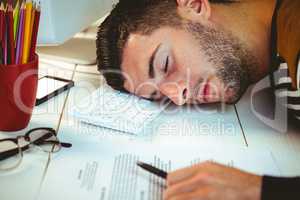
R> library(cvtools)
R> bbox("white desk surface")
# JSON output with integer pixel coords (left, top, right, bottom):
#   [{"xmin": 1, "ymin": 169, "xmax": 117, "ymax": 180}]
[{"xmin": 0, "ymin": 60, "xmax": 299, "ymax": 200}]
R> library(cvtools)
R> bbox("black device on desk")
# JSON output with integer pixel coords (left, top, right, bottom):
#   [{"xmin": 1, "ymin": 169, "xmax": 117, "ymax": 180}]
[{"xmin": 36, "ymin": 76, "xmax": 74, "ymax": 106}]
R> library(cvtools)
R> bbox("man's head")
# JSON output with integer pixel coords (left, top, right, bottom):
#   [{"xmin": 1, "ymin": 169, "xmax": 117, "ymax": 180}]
[{"xmin": 97, "ymin": 0, "xmax": 272, "ymax": 105}]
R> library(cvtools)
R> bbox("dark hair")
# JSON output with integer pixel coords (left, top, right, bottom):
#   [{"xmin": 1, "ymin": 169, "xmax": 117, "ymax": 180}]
[{"xmin": 96, "ymin": 0, "xmax": 236, "ymax": 91}]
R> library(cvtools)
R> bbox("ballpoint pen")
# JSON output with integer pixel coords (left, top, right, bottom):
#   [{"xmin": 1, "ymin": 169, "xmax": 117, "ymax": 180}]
[{"xmin": 137, "ymin": 161, "xmax": 168, "ymax": 179}]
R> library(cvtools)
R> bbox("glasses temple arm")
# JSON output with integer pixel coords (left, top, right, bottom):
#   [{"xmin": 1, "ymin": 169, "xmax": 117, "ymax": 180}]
[
  {"xmin": 0, "ymin": 141, "xmax": 72, "ymax": 161},
  {"xmin": 41, "ymin": 140, "xmax": 72, "ymax": 148},
  {"xmin": 0, "ymin": 145, "xmax": 29, "ymax": 161}
]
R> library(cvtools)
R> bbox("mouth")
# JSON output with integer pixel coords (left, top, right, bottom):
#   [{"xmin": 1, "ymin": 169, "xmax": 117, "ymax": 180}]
[
  {"xmin": 201, "ymin": 81, "xmax": 211, "ymax": 103},
  {"xmin": 203, "ymin": 82, "xmax": 210, "ymax": 101},
  {"xmin": 195, "ymin": 80, "xmax": 210, "ymax": 103}
]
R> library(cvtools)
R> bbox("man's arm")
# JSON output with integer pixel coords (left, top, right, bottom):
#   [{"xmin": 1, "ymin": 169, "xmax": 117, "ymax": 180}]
[
  {"xmin": 164, "ymin": 162, "xmax": 262, "ymax": 200},
  {"xmin": 164, "ymin": 162, "xmax": 300, "ymax": 200}
]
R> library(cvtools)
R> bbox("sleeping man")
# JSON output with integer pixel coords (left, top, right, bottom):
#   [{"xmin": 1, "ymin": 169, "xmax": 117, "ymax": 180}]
[{"xmin": 96, "ymin": 0, "xmax": 300, "ymax": 199}]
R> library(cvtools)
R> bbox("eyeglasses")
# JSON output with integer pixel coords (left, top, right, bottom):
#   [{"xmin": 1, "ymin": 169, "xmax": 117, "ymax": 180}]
[{"xmin": 0, "ymin": 127, "xmax": 72, "ymax": 171}]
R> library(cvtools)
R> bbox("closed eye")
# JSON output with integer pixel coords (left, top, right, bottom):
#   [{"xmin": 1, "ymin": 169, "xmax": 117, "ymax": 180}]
[
  {"xmin": 147, "ymin": 91, "xmax": 164, "ymax": 101},
  {"xmin": 164, "ymin": 56, "xmax": 169, "ymax": 73}
]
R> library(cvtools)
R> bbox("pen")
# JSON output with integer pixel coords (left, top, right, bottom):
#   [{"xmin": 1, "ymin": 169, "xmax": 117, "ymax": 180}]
[{"xmin": 137, "ymin": 161, "xmax": 168, "ymax": 179}]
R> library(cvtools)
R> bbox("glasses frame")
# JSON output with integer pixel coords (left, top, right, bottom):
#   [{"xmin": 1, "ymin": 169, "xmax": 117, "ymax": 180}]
[{"xmin": 0, "ymin": 127, "xmax": 72, "ymax": 171}]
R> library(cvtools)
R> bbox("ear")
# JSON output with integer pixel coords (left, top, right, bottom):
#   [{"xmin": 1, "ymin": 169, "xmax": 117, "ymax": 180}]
[{"xmin": 176, "ymin": 0, "xmax": 211, "ymax": 20}]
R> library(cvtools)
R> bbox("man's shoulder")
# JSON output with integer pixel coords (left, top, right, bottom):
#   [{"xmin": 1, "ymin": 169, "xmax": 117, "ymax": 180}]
[
  {"xmin": 277, "ymin": 0, "xmax": 300, "ymax": 89},
  {"xmin": 274, "ymin": 57, "xmax": 300, "ymax": 122}
]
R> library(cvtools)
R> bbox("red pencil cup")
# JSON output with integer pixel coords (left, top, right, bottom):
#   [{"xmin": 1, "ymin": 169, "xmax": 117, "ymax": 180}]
[{"xmin": 0, "ymin": 55, "xmax": 39, "ymax": 132}]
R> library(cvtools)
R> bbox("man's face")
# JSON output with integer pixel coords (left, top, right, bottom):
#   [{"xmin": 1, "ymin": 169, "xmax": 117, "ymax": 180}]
[{"xmin": 121, "ymin": 21, "xmax": 255, "ymax": 106}]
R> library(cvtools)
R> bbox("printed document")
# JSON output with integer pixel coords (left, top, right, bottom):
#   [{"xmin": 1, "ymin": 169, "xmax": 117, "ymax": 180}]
[{"xmin": 38, "ymin": 131, "xmax": 280, "ymax": 200}]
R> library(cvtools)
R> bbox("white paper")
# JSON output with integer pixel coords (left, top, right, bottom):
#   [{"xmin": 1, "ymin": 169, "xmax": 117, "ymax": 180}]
[
  {"xmin": 69, "ymin": 86, "xmax": 167, "ymax": 135},
  {"xmin": 38, "ymin": 131, "xmax": 281, "ymax": 200}
]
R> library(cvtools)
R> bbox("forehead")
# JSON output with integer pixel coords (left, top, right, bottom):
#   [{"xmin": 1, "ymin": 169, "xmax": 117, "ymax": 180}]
[{"xmin": 121, "ymin": 33, "xmax": 154, "ymax": 93}]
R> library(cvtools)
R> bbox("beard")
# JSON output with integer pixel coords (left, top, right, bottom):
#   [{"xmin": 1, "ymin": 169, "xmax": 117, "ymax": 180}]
[{"xmin": 184, "ymin": 21, "xmax": 259, "ymax": 104}]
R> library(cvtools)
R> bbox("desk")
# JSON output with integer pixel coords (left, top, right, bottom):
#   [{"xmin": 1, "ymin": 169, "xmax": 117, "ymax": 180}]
[
  {"xmin": 0, "ymin": 60, "xmax": 299, "ymax": 200},
  {"xmin": 0, "ymin": 61, "xmax": 75, "ymax": 200}
]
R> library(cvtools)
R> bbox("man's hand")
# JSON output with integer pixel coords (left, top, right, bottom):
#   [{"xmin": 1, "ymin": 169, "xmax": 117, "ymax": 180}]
[{"xmin": 164, "ymin": 162, "xmax": 262, "ymax": 200}]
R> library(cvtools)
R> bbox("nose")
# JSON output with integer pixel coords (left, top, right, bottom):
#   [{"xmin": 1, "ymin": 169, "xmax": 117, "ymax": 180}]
[{"xmin": 159, "ymin": 80, "xmax": 189, "ymax": 106}]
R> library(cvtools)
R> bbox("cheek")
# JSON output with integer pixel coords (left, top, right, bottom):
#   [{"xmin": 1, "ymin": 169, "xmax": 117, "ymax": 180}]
[
  {"xmin": 174, "ymin": 53, "xmax": 215, "ymax": 84},
  {"xmin": 173, "ymin": 44, "xmax": 215, "ymax": 77},
  {"xmin": 170, "ymin": 33, "xmax": 219, "ymax": 85},
  {"xmin": 173, "ymin": 50, "xmax": 196, "ymax": 76},
  {"xmin": 208, "ymin": 77, "xmax": 223, "ymax": 96}
]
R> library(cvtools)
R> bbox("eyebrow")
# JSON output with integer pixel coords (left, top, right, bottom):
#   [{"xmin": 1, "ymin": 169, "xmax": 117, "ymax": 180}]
[{"xmin": 149, "ymin": 44, "xmax": 161, "ymax": 79}]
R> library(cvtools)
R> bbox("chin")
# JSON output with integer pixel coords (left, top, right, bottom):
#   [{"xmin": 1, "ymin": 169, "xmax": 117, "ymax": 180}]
[
  {"xmin": 221, "ymin": 82, "xmax": 250, "ymax": 105},
  {"xmin": 224, "ymin": 91, "xmax": 244, "ymax": 105}
]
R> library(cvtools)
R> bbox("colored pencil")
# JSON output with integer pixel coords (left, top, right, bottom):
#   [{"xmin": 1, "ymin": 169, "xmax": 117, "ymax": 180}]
[
  {"xmin": 22, "ymin": 0, "xmax": 32, "ymax": 64},
  {"xmin": 3, "ymin": 5, "xmax": 7, "ymax": 65},
  {"xmin": 13, "ymin": 0, "xmax": 20, "ymax": 42},
  {"xmin": 0, "ymin": 48, "xmax": 2, "ymax": 65},
  {"xmin": 16, "ymin": 2, "xmax": 25, "ymax": 64},
  {"xmin": 0, "ymin": 4, "xmax": 2, "ymax": 65},
  {"xmin": 0, "ymin": 3, "xmax": 4, "ymax": 45},
  {"xmin": 7, "ymin": 4, "xmax": 15, "ymax": 64},
  {"xmin": 29, "ymin": 3, "xmax": 40, "ymax": 61},
  {"xmin": 0, "ymin": 1, "xmax": 41, "ymax": 65},
  {"xmin": 0, "ymin": 2, "xmax": 5, "ymax": 53},
  {"xmin": 4, "ymin": 26, "xmax": 7, "ymax": 65},
  {"xmin": 28, "ymin": 2, "xmax": 35, "ymax": 52}
]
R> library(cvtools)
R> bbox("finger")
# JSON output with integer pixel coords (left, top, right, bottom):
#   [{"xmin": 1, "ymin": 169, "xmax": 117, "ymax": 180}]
[
  {"xmin": 167, "ymin": 188, "xmax": 211, "ymax": 200},
  {"xmin": 167, "ymin": 161, "xmax": 214, "ymax": 186},
  {"xmin": 167, "ymin": 166, "xmax": 199, "ymax": 186},
  {"xmin": 164, "ymin": 173, "xmax": 210, "ymax": 199}
]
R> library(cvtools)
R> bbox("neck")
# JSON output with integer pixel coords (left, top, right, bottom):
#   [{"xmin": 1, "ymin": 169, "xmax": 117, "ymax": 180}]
[{"xmin": 210, "ymin": 0, "xmax": 277, "ymax": 82}]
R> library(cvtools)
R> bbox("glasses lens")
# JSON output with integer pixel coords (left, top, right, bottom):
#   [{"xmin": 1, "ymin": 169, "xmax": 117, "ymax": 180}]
[
  {"xmin": 0, "ymin": 140, "xmax": 22, "ymax": 171},
  {"xmin": 29, "ymin": 129, "xmax": 61, "ymax": 153}
]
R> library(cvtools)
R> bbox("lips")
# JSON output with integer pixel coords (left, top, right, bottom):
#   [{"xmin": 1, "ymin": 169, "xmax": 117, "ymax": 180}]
[
  {"xmin": 195, "ymin": 80, "xmax": 210, "ymax": 103},
  {"xmin": 203, "ymin": 82, "xmax": 210, "ymax": 98},
  {"xmin": 202, "ymin": 81, "xmax": 210, "ymax": 102}
]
